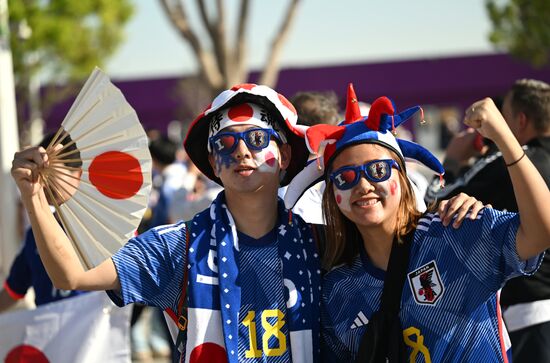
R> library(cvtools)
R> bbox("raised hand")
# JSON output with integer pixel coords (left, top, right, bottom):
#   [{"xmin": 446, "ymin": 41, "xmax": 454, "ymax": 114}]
[
  {"xmin": 11, "ymin": 146, "xmax": 49, "ymax": 198},
  {"xmin": 463, "ymin": 97, "xmax": 514, "ymax": 144}
]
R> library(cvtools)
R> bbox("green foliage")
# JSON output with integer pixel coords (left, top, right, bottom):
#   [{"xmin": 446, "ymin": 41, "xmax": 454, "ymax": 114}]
[
  {"xmin": 8, "ymin": 0, "xmax": 134, "ymax": 83},
  {"xmin": 487, "ymin": 0, "xmax": 550, "ymax": 66}
]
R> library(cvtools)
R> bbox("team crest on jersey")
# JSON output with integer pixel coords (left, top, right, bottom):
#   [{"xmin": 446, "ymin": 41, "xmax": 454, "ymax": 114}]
[{"xmin": 408, "ymin": 260, "xmax": 444, "ymax": 305}]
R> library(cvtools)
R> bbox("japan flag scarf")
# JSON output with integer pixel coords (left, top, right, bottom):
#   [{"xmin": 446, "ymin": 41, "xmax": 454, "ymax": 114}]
[{"xmin": 183, "ymin": 191, "xmax": 321, "ymax": 363}]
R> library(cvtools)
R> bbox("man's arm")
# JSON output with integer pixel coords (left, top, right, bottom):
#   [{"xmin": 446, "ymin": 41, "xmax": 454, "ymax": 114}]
[
  {"xmin": 441, "ymin": 128, "xmax": 483, "ymax": 177},
  {"xmin": 11, "ymin": 146, "xmax": 120, "ymax": 291}
]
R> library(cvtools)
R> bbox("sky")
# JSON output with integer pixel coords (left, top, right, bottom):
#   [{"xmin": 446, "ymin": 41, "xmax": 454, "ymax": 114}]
[{"xmin": 106, "ymin": 0, "xmax": 496, "ymax": 80}]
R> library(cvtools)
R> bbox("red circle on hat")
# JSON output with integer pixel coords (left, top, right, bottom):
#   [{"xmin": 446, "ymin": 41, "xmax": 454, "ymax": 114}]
[
  {"xmin": 278, "ymin": 94, "xmax": 296, "ymax": 115},
  {"xmin": 230, "ymin": 83, "xmax": 255, "ymax": 91},
  {"xmin": 6, "ymin": 345, "xmax": 50, "ymax": 363},
  {"xmin": 228, "ymin": 104, "xmax": 254, "ymax": 122}
]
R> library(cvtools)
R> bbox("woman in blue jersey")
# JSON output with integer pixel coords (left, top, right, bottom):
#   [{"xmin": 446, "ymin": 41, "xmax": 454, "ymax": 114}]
[{"xmin": 285, "ymin": 93, "xmax": 550, "ymax": 362}]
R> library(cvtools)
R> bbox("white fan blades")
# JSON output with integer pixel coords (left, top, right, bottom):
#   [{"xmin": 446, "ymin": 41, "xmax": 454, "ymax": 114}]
[{"xmin": 44, "ymin": 68, "xmax": 152, "ymax": 269}]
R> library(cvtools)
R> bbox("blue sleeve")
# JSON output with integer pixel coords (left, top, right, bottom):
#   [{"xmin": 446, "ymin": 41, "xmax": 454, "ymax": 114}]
[
  {"xmin": 106, "ymin": 221, "xmax": 187, "ymax": 311},
  {"xmin": 445, "ymin": 208, "xmax": 541, "ymax": 291},
  {"xmin": 5, "ymin": 230, "xmax": 33, "ymax": 297}
]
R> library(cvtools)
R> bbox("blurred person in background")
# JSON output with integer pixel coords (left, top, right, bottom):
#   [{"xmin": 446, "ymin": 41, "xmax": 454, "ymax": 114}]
[
  {"xmin": 278, "ymin": 90, "xmax": 342, "ymax": 224},
  {"xmin": 426, "ymin": 79, "xmax": 550, "ymax": 362},
  {"xmin": 140, "ymin": 133, "xmax": 187, "ymax": 231},
  {"xmin": 0, "ymin": 133, "xmax": 87, "ymax": 313},
  {"xmin": 290, "ymin": 90, "xmax": 341, "ymax": 127},
  {"xmin": 168, "ymin": 161, "xmax": 223, "ymax": 223},
  {"xmin": 132, "ymin": 133, "xmax": 183, "ymax": 361}
]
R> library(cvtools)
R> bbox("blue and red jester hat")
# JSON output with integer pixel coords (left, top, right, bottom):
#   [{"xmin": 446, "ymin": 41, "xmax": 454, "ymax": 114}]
[{"xmin": 284, "ymin": 83, "xmax": 445, "ymax": 210}]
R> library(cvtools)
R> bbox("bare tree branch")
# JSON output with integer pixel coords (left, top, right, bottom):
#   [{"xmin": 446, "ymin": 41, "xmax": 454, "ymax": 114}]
[
  {"xmin": 259, "ymin": 0, "xmax": 301, "ymax": 87},
  {"xmin": 233, "ymin": 0, "xmax": 250, "ymax": 84},
  {"xmin": 196, "ymin": 0, "xmax": 212, "ymax": 32},
  {"xmin": 196, "ymin": 0, "xmax": 228, "ymax": 84},
  {"xmin": 159, "ymin": 0, "xmax": 223, "ymax": 90},
  {"xmin": 214, "ymin": 0, "xmax": 229, "ymax": 84},
  {"xmin": 159, "ymin": 0, "xmax": 299, "ymax": 95}
]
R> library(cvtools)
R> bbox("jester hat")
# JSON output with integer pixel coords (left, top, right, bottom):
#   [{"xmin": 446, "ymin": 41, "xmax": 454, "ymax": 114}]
[
  {"xmin": 284, "ymin": 84, "xmax": 445, "ymax": 209},
  {"xmin": 184, "ymin": 84, "xmax": 309, "ymax": 186}
]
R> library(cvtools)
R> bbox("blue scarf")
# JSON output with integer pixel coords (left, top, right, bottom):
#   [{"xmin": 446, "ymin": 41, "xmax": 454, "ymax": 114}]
[{"xmin": 184, "ymin": 192, "xmax": 321, "ymax": 363}]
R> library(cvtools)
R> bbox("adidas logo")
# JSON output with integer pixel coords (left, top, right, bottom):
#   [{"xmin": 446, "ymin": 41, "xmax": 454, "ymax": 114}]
[{"xmin": 350, "ymin": 311, "xmax": 369, "ymax": 329}]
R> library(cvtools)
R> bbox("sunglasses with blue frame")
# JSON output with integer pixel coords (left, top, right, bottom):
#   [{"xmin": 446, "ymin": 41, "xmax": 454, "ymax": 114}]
[
  {"xmin": 330, "ymin": 159, "xmax": 401, "ymax": 190},
  {"xmin": 209, "ymin": 128, "xmax": 282, "ymax": 155}
]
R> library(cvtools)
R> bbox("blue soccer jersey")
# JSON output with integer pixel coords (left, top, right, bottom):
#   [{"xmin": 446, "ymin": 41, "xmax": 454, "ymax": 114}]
[
  {"xmin": 4, "ymin": 227, "xmax": 86, "ymax": 306},
  {"xmin": 108, "ymin": 208, "xmax": 321, "ymax": 363},
  {"xmin": 107, "ymin": 222, "xmax": 187, "ymax": 313},
  {"xmin": 238, "ymin": 229, "xmax": 291, "ymax": 362},
  {"xmin": 321, "ymin": 208, "xmax": 541, "ymax": 362}
]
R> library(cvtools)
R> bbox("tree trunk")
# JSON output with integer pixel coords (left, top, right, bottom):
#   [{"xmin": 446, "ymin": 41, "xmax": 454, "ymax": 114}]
[{"xmin": 159, "ymin": 0, "xmax": 301, "ymax": 93}]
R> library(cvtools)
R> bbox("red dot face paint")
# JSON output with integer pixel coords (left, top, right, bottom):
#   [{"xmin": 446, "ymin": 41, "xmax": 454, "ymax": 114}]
[
  {"xmin": 254, "ymin": 144, "xmax": 278, "ymax": 173},
  {"xmin": 336, "ymin": 194, "xmax": 342, "ymax": 204},
  {"xmin": 265, "ymin": 151, "xmax": 276, "ymax": 167},
  {"xmin": 390, "ymin": 180, "xmax": 398, "ymax": 196}
]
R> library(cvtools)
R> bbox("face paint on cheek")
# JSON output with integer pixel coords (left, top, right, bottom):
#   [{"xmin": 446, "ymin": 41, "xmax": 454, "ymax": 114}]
[
  {"xmin": 333, "ymin": 186, "xmax": 352, "ymax": 212},
  {"xmin": 389, "ymin": 180, "xmax": 398, "ymax": 196},
  {"xmin": 377, "ymin": 179, "xmax": 399, "ymax": 200},
  {"xmin": 253, "ymin": 144, "xmax": 279, "ymax": 173},
  {"xmin": 214, "ymin": 153, "xmax": 237, "ymax": 174}
]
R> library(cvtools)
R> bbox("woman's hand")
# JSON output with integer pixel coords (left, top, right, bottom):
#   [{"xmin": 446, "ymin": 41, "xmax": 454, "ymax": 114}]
[
  {"xmin": 437, "ymin": 193, "xmax": 489, "ymax": 228},
  {"xmin": 463, "ymin": 97, "xmax": 513, "ymax": 144}
]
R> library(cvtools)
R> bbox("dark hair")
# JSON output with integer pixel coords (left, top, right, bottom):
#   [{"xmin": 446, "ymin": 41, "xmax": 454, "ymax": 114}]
[
  {"xmin": 149, "ymin": 135, "xmax": 177, "ymax": 166},
  {"xmin": 321, "ymin": 146, "xmax": 423, "ymax": 270},
  {"xmin": 39, "ymin": 132, "xmax": 82, "ymax": 168},
  {"xmin": 291, "ymin": 91, "xmax": 340, "ymax": 126},
  {"xmin": 509, "ymin": 79, "xmax": 550, "ymax": 132}
]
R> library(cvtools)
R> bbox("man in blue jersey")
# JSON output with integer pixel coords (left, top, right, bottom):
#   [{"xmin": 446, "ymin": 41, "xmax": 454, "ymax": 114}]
[
  {"xmin": 10, "ymin": 84, "xmax": 480, "ymax": 363},
  {"xmin": 0, "ymin": 133, "xmax": 86, "ymax": 313},
  {"xmin": 10, "ymin": 84, "xmax": 322, "ymax": 363}
]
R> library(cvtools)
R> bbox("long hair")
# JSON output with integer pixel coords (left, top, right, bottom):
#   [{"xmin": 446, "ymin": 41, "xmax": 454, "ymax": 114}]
[{"xmin": 321, "ymin": 147, "xmax": 423, "ymax": 270}]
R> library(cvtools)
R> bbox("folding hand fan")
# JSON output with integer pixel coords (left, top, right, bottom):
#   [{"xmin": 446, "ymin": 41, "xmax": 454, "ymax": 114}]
[{"xmin": 39, "ymin": 67, "xmax": 152, "ymax": 270}]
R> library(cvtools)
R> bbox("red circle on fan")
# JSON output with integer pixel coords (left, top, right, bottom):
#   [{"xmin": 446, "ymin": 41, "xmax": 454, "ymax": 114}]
[
  {"xmin": 6, "ymin": 345, "xmax": 50, "ymax": 363},
  {"xmin": 89, "ymin": 151, "xmax": 143, "ymax": 199},
  {"xmin": 189, "ymin": 343, "xmax": 228, "ymax": 363}
]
